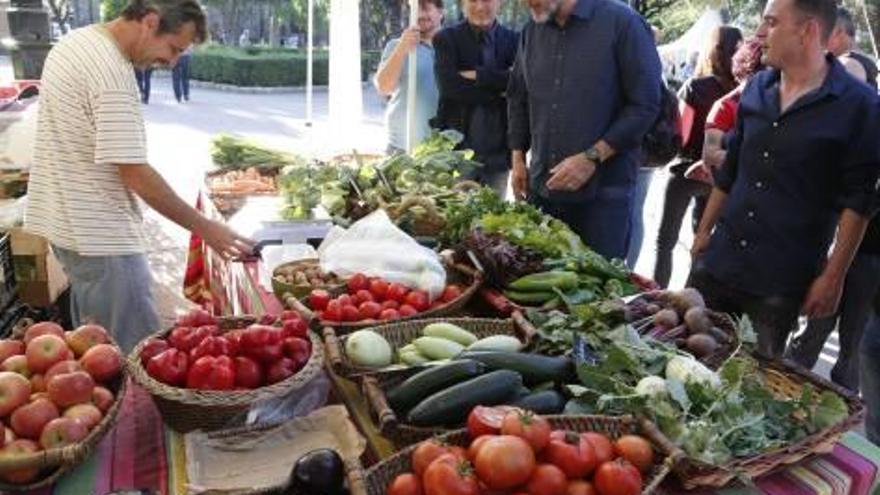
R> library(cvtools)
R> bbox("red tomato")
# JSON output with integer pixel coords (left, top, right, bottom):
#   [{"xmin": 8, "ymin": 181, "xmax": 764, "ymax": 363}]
[
  {"xmin": 448, "ymin": 446, "xmax": 468, "ymax": 460},
  {"xmin": 544, "ymin": 430, "xmax": 597, "ymax": 478},
  {"xmin": 467, "ymin": 435, "xmax": 495, "ymax": 461},
  {"xmin": 186, "ymin": 355, "xmax": 235, "ymax": 390},
  {"xmin": 422, "ymin": 454, "xmax": 481, "ymax": 495},
  {"xmin": 614, "ymin": 435, "xmax": 654, "ymax": 473},
  {"xmin": 358, "ymin": 301, "xmax": 382, "ymax": 320},
  {"xmin": 189, "ymin": 335, "xmax": 231, "ymax": 361},
  {"xmin": 369, "ymin": 279, "xmax": 389, "ymax": 300},
  {"xmin": 441, "ymin": 284, "xmax": 463, "ymax": 303},
  {"xmin": 337, "ymin": 294, "xmax": 353, "ymax": 307},
  {"xmin": 526, "ymin": 464, "xmax": 568, "ymax": 495},
  {"xmin": 308, "ymin": 289, "xmax": 331, "ymax": 311},
  {"xmin": 566, "ymin": 480, "xmax": 597, "ymax": 495},
  {"xmin": 355, "ymin": 289, "xmax": 374, "ymax": 305},
  {"xmin": 404, "ymin": 290, "xmax": 430, "ymax": 311},
  {"xmin": 500, "ymin": 410, "xmax": 551, "ymax": 452},
  {"xmin": 139, "ymin": 338, "xmax": 169, "ymax": 367},
  {"xmin": 323, "ymin": 300, "xmax": 343, "ymax": 321},
  {"xmin": 593, "ymin": 460, "xmax": 642, "ymax": 495},
  {"xmin": 387, "ymin": 473, "xmax": 423, "ymax": 495},
  {"xmin": 582, "ymin": 432, "xmax": 615, "ymax": 465},
  {"xmin": 265, "ymin": 357, "xmax": 298, "ymax": 384},
  {"xmin": 348, "ymin": 273, "xmax": 369, "ymax": 293},
  {"xmin": 411, "ymin": 439, "xmax": 451, "ymax": 476},
  {"xmin": 467, "ymin": 405, "xmax": 522, "ymax": 439},
  {"xmin": 233, "ymin": 356, "xmax": 263, "ymax": 388},
  {"xmin": 146, "ymin": 348, "xmax": 189, "ymax": 386},
  {"xmin": 379, "ymin": 309, "xmax": 400, "ymax": 320},
  {"xmin": 386, "ymin": 283, "xmax": 409, "ymax": 303},
  {"xmin": 341, "ymin": 304, "xmax": 361, "ymax": 322},
  {"xmin": 283, "ymin": 337, "xmax": 311, "ymax": 369},
  {"xmin": 381, "ymin": 300, "xmax": 400, "ymax": 311},
  {"xmin": 474, "ymin": 435, "xmax": 536, "ymax": 490},
  {"xmin": 281, "ymin": 318, "xmax": 308, "ymax": 339},
  {"xmin": 399, "ymin": 305, "xmax": 418, "ymax": 317}
]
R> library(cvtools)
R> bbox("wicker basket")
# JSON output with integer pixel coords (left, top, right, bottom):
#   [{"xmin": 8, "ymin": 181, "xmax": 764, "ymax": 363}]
[
  {"xmin": 672, "ymin": 358, "xmax": 865, "ymax": 489},
  {"xmin": 0, "ymin": 319, "xmax": 128, "ymax": 492},
  {"xmin": 323, "ymin": 316, "xmax": 536, "ymax": 378},
  {"xmin": 271, "ymin": 258, "xmax": 347, "ymax": 301},
  {"xmin": 284, "ymin": 261, "xmax": 483, "ymax": 335},
  {"xmin": 364, "ymin": 415, "xmax": 684, "ymax": 495},
  {"xmin": 127, "ymin": 316, "xmax": 325, "ymax": 433}
]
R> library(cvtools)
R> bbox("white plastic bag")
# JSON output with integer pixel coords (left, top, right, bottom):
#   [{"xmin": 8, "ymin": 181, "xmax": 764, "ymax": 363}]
[{"xmin": 319, "ymin": 210, "xmax": 446, "ymax": 299}]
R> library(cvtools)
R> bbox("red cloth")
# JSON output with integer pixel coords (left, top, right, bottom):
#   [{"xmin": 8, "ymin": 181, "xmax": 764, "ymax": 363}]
[{"xmin": 706, "ymin": 87, "xmax": 743, "ymax": 132}]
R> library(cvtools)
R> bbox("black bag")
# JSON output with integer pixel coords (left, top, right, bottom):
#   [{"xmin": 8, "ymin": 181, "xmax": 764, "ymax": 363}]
[{"xmin": 642, "ymin": 81, "xmax": 682, "ymax": 167}]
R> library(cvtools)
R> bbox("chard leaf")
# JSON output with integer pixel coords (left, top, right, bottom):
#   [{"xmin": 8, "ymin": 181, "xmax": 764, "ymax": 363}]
[{"xmin": 810, "ymin": 391, "xmax": 849, "ymax": 431}]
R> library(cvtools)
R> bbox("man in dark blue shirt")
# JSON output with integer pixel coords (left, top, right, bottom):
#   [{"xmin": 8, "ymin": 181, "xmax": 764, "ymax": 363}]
[
  {"xmin": 433, "ymin": 0, "xmax": 519, "ymax": 196},
  {"xmin": 507, "ymin": 0, "xmax": 661, "ymax": 259},
  {"xmin": 690, "ymin": 0, "xmax": 880, "ymax": 359}
]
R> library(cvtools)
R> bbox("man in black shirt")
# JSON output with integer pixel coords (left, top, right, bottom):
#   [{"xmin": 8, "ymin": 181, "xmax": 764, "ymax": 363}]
[
  {"xmin": 689, "ymin": 0, "xmax": 880, "ymax": 359},
  {"xmin": 827, "ymin": 7, "xmax": 878, "ymax": 89}
]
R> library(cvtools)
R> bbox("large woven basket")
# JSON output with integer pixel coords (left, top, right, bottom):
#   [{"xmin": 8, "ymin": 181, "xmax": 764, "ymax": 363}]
[
  {"xmin": 127, "ymin": 316, "xmax": 325, "ymax": 433},
  {"xmin": 285, "ymin": 261, "xmax": 483, "ymax": 335},
  {"xmin": 323, "ymin": 315, "xmax": 535, "ymax": 378},
  {"xmin": 364, "ymin": 415, "xmax": 684, "ymax": 495},
  {"xmin": 672, "ymin": 358, "xmax": 865, "ymax": 489},
  {"xmin": 0, "ymin": 318, "xmax": 128, "ymax": 491}
]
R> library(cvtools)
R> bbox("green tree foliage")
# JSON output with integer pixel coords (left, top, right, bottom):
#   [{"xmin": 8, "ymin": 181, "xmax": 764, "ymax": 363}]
[{"xmin": 101, "ymin": 0, "xmax": 128, "ymax": 21}]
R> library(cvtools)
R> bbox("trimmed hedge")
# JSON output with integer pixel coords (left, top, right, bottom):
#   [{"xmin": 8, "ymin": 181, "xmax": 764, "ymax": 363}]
[{"xmin": 190, "ymin": 45, "xmax": 383, "ymax": 87}]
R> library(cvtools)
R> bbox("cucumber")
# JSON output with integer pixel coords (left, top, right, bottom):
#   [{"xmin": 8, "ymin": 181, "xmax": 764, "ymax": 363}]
[
  {"xmin": 398, "ymin": 344, "xmax": 418, "ymax": 354},
  {"xmin": 406, "ymin": 370, "xmax": 523, "ymax": 426},
  {"xmin": 422, "ymin": 322, "xmax": 478, "ymax": 346},
  {"xmin": 503, "ymin": 290, "xmax": 557, "ymax": 304},
  {"xmin": 511, "ymin": 390, "xmax": 567, "ymax": 414},
  {"xmin": 467, "ymin": 335, "xmax": 523, "ymax": 352},
  {"xmin": 386, "ymin": 360, "xmax": 487, "ymax": 413},
  {"xmin": 456, "ymin": 351, "xmax": 573, "ymax": 386},
  {"xmin": 413, "ymin": 336, "xmax": 465, "ymax": 360},
  {"xmin": 399, "ymin": 350, "xmax": 430, "ymax": 366}
]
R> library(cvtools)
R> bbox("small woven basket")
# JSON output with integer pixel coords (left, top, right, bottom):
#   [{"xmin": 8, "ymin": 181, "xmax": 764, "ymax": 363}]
[
  {"xmin": 364, "ymin": 415, "xmax": 684, "ymax": 495},
  {"xmin": 271, "ymin": 258, "xmax": 347, "ymax": 301},
  {"xmin": 127, "ymin": 316, "xmax": 324, "ymax": 433}
]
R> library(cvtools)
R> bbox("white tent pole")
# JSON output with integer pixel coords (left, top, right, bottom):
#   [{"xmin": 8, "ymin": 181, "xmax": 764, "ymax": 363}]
[
  {"xmin": 306, "ymin": 0, "xmax": 315, "ymax": 126},
  {"xmin": 859, "ymin": 0, "xmax": 880, "ymax": 60},
  {"xmin": 405, "ymin": 0, "xmax": 418, "ymax": 152}
]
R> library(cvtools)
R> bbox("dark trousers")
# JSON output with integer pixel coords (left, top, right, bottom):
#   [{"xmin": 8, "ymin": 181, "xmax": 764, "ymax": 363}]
[
  {"xmin": 859, "ymin": 310, "xmax": 880, "ymax": 444},
  {"xmin": 172, "ymin": 54, "xmax": 191, "ymax": 102},
  {"xmin": 135, "ymin": 68, "xmax": 153, "ymax": 104},
  {"xmin": 788, "ymin": 252, "xmax": 880, "ymax": 391},
  {"xmin": 688, "ymin": 260, "xmax": 801, "ymax": 359},
  {"xmin": 654, "ymin": 171, "xmax": 711, "ymax": 287},
  {"xmin": 532, "ymin": 187, "xmax": 633, "ymax": 261}
]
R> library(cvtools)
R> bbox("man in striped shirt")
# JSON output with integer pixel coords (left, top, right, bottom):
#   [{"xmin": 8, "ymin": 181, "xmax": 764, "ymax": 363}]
[{"xmin": 25, "ymin": 0, "xmax": 255, "ymax": 352}]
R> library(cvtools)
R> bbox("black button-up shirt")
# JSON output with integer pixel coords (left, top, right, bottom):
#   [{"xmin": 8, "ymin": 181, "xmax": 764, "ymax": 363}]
[
  {"xmin": 704, "ymin": 55, "xmax": 880, "ymax": 297},
  {"xmin": 507, "ymin": 0, "xmax": 661, "ymax": 202}
]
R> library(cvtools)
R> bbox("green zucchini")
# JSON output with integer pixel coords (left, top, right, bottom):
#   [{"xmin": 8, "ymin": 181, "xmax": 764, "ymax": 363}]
[
  {"xmin": 503, "ymin": 290, "xmax": 557, "ymax": 304},
  {"xmin": 386, "ymin": 359, "xmax": 487, "ymax": 414},
  {"xmin": 511, "ymin": 390, "xmax": 567, "ymax": 414},
  {"xmin": 455, "ymin": 351, "xmax": 573, "ymax": 386},
  {"xmin": 406, "ymin": 370, "xmax": 523, "ymax": 426}
]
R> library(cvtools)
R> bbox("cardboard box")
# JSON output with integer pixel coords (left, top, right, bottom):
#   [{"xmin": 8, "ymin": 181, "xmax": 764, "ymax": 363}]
[{"xmin": 7, "ymin": 228, "xmax": 68, "ymax": 306}]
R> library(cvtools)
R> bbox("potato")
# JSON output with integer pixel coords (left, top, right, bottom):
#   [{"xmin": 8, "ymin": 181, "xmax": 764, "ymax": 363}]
[{"xmin": 684, "ymin": 307, "xmax": 713, "ymax": 334}]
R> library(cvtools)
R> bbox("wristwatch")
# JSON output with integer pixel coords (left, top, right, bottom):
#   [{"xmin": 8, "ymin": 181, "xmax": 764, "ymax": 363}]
[{"xmin": 582, "ymin": 147, "xmax": 602, "ymax": 164}]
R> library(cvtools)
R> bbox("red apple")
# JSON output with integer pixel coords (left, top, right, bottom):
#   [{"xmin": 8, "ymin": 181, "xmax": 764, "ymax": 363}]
[
  {"xmin": 0, "ymin": 340, "xmax": 24, "ymax": 365},
  {"xmin": 23, "ymin": 322, "xmax": 64, "ymax": 346},
  {"xmin": 44, "ymin": 360, "xmax": 82, "ymax": 383},
  {"xmin": 90, "ymin": 386, "xmax": 114, "ymax": 413},
  {"xmin": 1, "ymin": 355, "xmax": 31, "ymax": 378},
  {"xmin": 63, "ymin": 404, "xmax": 102, "ymax": 431},
  {"xmin": 64, "ymin": 324, "xmax": 110, "ymax": 357},
  {"xmin": 79, "ymin": 344, "xmax": 121, "ymax": 383},
  {"xmin": 0, "ymin": 439, "xmax": 40, "ymax": 484},
  {"xmin": 47, "ymin": 371, "xmax": 94, "ymax": 408},
  {"xmin": 10, "ymin": 398, "xmax": 58, "ymax": 439},
  {"xmin": 0, "ymin": 372, "xmax": 31, "ymax": 417},
  {"xmin": 29, "ymin": 374, "xmax": 46, "ymax": 393},
  {"xmin": 39, "ymin": 417, "xmax": 88, "ymax": 450},
  {"xmin": 25, "ymin": 334, "xmax": 69, "ymax": 374},
  {"xmin": 139, "ymin": 338, "xmax": 170, "ymax": 367}
]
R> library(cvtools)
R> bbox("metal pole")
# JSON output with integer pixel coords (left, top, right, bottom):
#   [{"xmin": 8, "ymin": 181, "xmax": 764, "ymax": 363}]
[
  {"xmin": 306, "ymin": 0, "xmax": 315, "ymax": 126},
  {"xmin": 859, "ymin": 0, "xmax": 879, "ymax": 60},
  {"xmin": 405, "ymin": 0, "xmax": 418, "ymax": 152}
]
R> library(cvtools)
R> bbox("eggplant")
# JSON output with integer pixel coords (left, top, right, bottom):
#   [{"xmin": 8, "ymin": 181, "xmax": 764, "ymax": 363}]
[{"xmin": 288, "ymin": 449, "xmax": 348, "ymax": 495}]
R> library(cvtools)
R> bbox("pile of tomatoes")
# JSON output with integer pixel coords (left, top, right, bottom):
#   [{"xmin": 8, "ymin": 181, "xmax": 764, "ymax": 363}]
[
  {"xmin": 308, "ymin": 273, "xmax": 463, "ymax": 323},
  {"xmin": 387, "ymin": 406, "xmax": 653, "ymax": 495}
]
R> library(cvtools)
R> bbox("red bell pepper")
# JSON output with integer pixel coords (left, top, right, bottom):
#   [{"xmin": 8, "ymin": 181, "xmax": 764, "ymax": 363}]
[
  {"xmin": 146, "ymin": 348, "xmax": 189, "ymax": 386},
  {"xmin": 234, "ymin": 356, "xmax": 264, "ymax": 389},
  {"xmin": 282, "ymin": 318, "xmax": 308, "ymax": 339},
  {"xmin": 283, "ymin": 337, "xmax": 311, "ymax": 370},
  {"xmin": 241, "ymin": 325, "xmax": 285, "ymax": 348},
  {"xmin": 189, "ymin": 335, "xmax": 232, "ymax": 361},
  {"xmin": 266, "ymin": 357, "xmax": 298, "ymax": 384},
  {"xmin": 186, "ymin": 355, "xmax": 236, "ymax": 390},
  {"xmin": 168, "ymin": 325, "xmax": 214, "ymax": 352}
]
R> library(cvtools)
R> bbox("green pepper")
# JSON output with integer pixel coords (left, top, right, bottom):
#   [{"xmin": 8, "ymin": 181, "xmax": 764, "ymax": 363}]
[
  {"xmin": 503, "ymin": 289, "xmax": 558, "ymax": 304},
  {"xmin": 508, "ymin": 271, "xmax": 579, "ymax": 292}
]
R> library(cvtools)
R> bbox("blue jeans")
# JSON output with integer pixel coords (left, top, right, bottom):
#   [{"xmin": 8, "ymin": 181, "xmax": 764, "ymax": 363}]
[
  {"xmin": 135, "ymin": 68, "xmax": 153, "ymax": 104},
  {"xmin": 789, "ymin": 252, "xmax": 880, "ymax": 391},
  {"xmin": 626, "ymin": 167, "xmax": 654, "ymax": 269},
  {"xmin": 860, "ymin": 310, "xmax": 880, "ymax": 444},
  {"xmin": 172, "ymin": 54, "xmax": 191, "ymax": 102},
  {"xmin": 52, "ymin": 246, "xmax": 161, "ymax": 353}
]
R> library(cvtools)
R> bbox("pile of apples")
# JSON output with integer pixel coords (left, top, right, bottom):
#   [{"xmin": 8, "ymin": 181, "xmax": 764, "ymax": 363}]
[
  {"xmin": 140, "ymin": 309, "xmax": 312, "ymax": 391},
  {"xmin": 0, "ymin": 322, "xmax": 123, "ymax": 484},
  {"xmin": 309, "ymin": 273, "xmax": 463, "ymax": 323}
]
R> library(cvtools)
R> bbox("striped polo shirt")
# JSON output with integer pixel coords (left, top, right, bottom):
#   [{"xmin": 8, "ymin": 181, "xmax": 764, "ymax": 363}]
[{"xmin": 25, "ymin": 24, "xmax": 148, "ymax": 256}]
